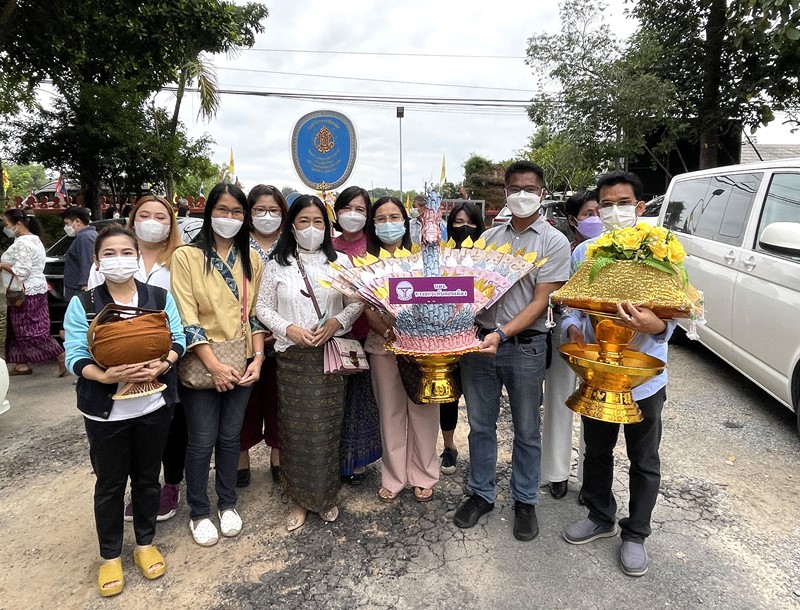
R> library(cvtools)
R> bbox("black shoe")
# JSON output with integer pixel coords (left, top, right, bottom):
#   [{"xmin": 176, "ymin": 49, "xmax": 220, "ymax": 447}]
[
  {"xmin": 513, "ymin": 501, "xmax": 539, "ymax": 541},
  {"xmin": 453, "ymin": 495, "xmax": 494, "ymax": 529},
  {"xmin": 270, "ymin": 464, "xmax": 281, "ymax": 484},
  {"xmin": 549, "ymin": 480, "xmax": 568, "ymax": 499},
  {"xmin": 577, "ymin": 488, "xmax": 585, "ymax": 506},
  {"xmin": 236, "ymin": 468, "xmax": 251, "ymax": 488},
  {"xmin": 341, "ymin": 471, "xmax": 366, "ymax": 486}
]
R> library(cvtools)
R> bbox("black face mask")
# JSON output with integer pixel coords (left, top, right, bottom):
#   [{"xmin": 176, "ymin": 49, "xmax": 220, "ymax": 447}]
[{"xmin": 450, "ymin": 225, "xmax": 480, "ymax": 248}]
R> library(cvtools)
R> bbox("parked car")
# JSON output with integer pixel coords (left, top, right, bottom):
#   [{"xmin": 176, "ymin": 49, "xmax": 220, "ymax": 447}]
[
  {"xmin": 638, "ymin": 195, "xmax": 664, "ymax": 226},
  {"xmin": 658, "ymin": 158, "xmax": 800, "ymax": 432},
  {"xmin": 491, "ymin": 200, "xmax": 570, "ymax": 236},
  {"xmin": 43, "ymin": 216, "xmax": 203, "ymax": 337}
]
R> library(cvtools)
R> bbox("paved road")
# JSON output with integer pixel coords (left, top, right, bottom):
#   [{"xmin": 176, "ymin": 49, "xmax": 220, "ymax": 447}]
[{"xmin": 1, "ymin": 336, "xmax": 798, "ymax": 609}]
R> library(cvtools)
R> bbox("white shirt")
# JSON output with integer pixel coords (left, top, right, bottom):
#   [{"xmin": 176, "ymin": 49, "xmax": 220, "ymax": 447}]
[
  {"xmin": 87, "ymin": 258, "xmax": 171, "ymax": 291},
  {"xmin": 1, "ymin": 234, "xmax": 48, "ymax": 295},
  {"xmin": 82, "ymin": 293, "xmax": 166, "ymax": 422},
  {"xmin": 256, "ymin": 250, "xmax": 364, "ymax": 353}
]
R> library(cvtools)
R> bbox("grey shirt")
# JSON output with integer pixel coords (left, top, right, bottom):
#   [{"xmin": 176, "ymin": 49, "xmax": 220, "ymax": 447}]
[
  {"xmin": 474, "ymin": 215, "xmax": 571, "ymax": 333},
  {"xmin": 64, "ymin": 225, "xmax": 98, "ymax": 300}
]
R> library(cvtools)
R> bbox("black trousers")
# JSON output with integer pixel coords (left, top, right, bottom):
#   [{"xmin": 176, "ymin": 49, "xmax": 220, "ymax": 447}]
[
  {"xmin": 84, "ymin": 405, "xmax": 173, "ymax": 559},
  {"xmin": 161, "ymin": 401, "xmax": 187, "ymax": 485},
  {"xmin": 581, "ymin": 387, "xmax": 665, "ymax": 542},
  {"xmin": 440, "ymin": 401, "xmax": 458, "ymax": 432}
]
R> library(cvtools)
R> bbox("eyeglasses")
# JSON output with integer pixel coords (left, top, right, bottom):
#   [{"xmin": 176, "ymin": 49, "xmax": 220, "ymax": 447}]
[
  {"xmin": 213, "ymin": 206, "xmax": 244, "ymax": 218},
  {"xmin": 374, "ymin": 214, "xmax": 404, "ymax": 224},
  {"xmin": 598, "ymin": 199, "xmax": 637, "ymax": 208},
  {"xmin": 505, "ymin": 186, "xmax": 542, "ymax": 196},
  {"xmin": 251, "ymin": 208, "xmax": 282, "ymax": 218}
]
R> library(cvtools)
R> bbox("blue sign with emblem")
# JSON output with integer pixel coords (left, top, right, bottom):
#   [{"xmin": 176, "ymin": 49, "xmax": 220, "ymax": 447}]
[{"xmin": 290, "ymin": 110, "xmax": 358, "ymax": 190}]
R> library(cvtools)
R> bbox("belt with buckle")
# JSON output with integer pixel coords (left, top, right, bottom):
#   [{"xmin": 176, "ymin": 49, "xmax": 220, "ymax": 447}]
[{"xmin": 476, "ymin": 327, "xmax": 545, "ymax": 345}]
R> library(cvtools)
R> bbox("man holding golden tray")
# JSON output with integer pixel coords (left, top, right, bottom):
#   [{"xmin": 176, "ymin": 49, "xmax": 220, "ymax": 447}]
[{"xmin": 555, "ymin": 171, "xmax": 683, "ymax": 579}]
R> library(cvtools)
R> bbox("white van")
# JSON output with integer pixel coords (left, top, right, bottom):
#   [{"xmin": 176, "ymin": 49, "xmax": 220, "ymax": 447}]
[{"xmin": 658, "ymin": 158, "xmax": 800, "ymax": 432}]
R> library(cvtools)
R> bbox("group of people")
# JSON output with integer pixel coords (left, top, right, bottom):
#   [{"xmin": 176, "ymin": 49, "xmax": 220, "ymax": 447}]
[{"xmin": 1, "ymin": 161, "xmax": 672, "ymax": 597}]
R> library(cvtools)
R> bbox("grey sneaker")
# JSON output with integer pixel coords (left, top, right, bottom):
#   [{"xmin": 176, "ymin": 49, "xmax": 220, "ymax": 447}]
[
  {"xmin": 440, "ymin": 447, "xmax": 458, "ymax": 475},
  {"xmin": 563, "ymin": 518, "xmax": 618, "ymax": 545},
  {"xmin": 620, "ymin": 540, "xmax": 649, "ymax": 576}
]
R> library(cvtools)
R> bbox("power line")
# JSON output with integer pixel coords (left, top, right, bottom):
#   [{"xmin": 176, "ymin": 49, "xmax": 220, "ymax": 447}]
[
  {"xmin": 215, "ymin": 66, "xmax": 539, "ymax": 93},
  {"xmin": 243, "ymin": 48, "xmax": 525, "ymax": 60},
  {"xmin": 163, "ymin": 86, "xmax": 539, "ymax": 108}
]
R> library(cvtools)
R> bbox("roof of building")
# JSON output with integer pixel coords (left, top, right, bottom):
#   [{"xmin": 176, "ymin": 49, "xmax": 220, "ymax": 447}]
[{"xmin": 740, "ymin": 142, "xmax": 800, "ymax": 164}]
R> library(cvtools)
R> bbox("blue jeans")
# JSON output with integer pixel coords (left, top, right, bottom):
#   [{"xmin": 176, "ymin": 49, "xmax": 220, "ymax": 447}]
[
  {"xmin": 460, "ymin": 335, "xmax": 547, "ymax": 505},
  {"xmin": 180, "ymin": 384, "xmax": 251, "ymax": 520}
]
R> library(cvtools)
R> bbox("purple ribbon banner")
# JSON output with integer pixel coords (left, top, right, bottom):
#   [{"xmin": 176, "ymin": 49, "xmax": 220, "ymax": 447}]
[{"xmin": 389, "ymin": 276, "xmax": 474, "ymax": 305}]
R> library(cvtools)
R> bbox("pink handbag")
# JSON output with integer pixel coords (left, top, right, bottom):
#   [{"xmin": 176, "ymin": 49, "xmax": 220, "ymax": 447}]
[{"xmin": 324, "ymin": 337, "xmax": 370, "ymax": 375}]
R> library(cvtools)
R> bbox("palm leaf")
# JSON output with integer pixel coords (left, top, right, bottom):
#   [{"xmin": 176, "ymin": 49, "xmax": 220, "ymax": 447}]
[
  {"xmin": 184, "ymin": 54, "xmax": 220, "ymax": 121},
  {"xmin": 642, "ymin": 258, "xmax": 676, "ymax": 275}
]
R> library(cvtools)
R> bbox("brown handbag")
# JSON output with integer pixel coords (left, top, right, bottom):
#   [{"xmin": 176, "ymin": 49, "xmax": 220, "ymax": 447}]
[
  {"xmin": 178, "ymin": 269, "xmax": 248, "ymax": 390},
  {"xmin": 6, "ymin": 271, "xmax": 25, "ymax": 307},
  {"xmin": 88, "ymin": 304, "xmax": 171, "ymax": 366}
]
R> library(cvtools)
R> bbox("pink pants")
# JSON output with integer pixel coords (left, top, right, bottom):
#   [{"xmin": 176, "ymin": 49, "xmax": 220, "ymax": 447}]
[{"xmin": 370, "ymin": 353, "xmax": 440, "ymax": 493}]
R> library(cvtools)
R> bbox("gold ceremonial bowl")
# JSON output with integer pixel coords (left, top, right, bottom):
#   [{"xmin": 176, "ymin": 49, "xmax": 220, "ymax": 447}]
[
  {"xmin": 558, "ymin": 312, "xmax": 665, "ymax": 424},
  {"xmin": 386, "ymin": 345, "xmax": 479, "ymax": 404}
]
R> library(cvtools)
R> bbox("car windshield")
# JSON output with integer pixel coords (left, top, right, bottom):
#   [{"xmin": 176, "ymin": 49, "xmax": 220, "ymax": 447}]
[{"xmin": 46, "ymin": 218, "xmax": 125, "ymax": 256}]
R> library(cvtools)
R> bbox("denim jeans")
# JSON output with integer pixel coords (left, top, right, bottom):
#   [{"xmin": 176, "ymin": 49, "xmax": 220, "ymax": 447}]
[
  {"xmin": 460, "ymin": 334, "xmax": 547, "ymax": 505},
  {"xmin": 582, "ymin": 386, "xmax": 666, "ymax": 542},
  {"xmin": 180, "ymin": 384, "xmax": 251, "ymax": 520}
]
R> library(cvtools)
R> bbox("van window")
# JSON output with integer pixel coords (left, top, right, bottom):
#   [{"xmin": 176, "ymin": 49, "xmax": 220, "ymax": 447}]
[
  {"xmin": 665, "ymin": 173, "xmax": 762, "ymax": 246},
  {"xmin": 756, "ymin": 172, "xmax": 800, "ymax": 256}
]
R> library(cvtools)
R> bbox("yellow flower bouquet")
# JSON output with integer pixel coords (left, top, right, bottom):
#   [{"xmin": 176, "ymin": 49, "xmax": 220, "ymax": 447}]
[
  {"xmin": 585, "ymin": 224, "xmax": 689, "ymax": 288},
  {"xmin": 552, "ymin": 223, "xmax": 702, "ymax": 319}
]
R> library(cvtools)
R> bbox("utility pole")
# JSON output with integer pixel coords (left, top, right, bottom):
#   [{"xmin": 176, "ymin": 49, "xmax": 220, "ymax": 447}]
[{"xmin": 397, "ymin": 107, "xmax": 404, "ymax": 197}]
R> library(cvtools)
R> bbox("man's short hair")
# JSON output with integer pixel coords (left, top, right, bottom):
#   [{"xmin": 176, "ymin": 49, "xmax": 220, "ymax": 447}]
[
  {"xmin": 595, "ymin": 171, "xmax": 645, "ymax": 202},
  {"xmin": 62, "ymin": 206, "xmax": 91, "ymax": 225},
  {"xmin": 412, "ymin": 195, "xmax": 427, "ymax": 206},
  {"xmin": 504, "ymin": 160, "xmax": 545, "ymax": 186}
]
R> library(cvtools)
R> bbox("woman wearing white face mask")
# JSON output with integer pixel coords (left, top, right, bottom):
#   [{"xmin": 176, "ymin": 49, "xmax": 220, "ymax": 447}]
[
  {"xmin": 1, "ymin": 209, "xmax": 67, "ymax": 376},
  {"xmin": 170, "ymin": 183, "xmax": 267, "ymax": 547},
  {"xmin": 87, "ymin": 195, "xmax": 187, "ymax": 524},
  {"xmin": 331, "ymin": 187, "xmax": 382, "ymax": 486},
  {"xmin": 256, "ymin": 195, "xmax": 363, "ymax": 532},
  {"xmin": 237, "ymin": 185, "xmax": 289, "ymax": 489},
  {"xmin": 63, "ymin": 226, "xmax": 185, "ymax": 597},
  {"xmin": 363, "ymin": 197, "xmax": 441, "ymax": 503}
]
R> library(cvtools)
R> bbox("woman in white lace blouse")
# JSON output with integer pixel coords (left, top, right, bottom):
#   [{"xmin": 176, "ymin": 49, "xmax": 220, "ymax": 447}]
[
  {"xmin": 1, "ymin": 209, "xmax": 66, "ymax": 376},
  {"xmin": 256, "ymin": 195, "xmax": 362, "ymax": 532}
]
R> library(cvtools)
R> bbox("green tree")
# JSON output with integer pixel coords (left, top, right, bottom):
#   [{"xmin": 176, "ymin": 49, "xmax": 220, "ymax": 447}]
[
  {"xmin": 0, "ymin": 0, "xmax": 268, "ymax": 215},
  {"xmin": 175, "ymin": 159, "xmax": 225, "ymax": 202},
  {"xmin": 629, "ymin": 0, "xmax": 800, "ymax": 168},
  {"xmin": 3, "ymin": 163, "xmax": 47, "ymax": 198},
  {"xmin": 519, "ymin": 129, "xmax": 596, "ymax": 193},
  {"xmin": 525, "ymin": 0, "xmax": 679, "ymax": 174},
  {"xmin": 463, "ymin": 154, "xmax": 506, "ymax": 210}
]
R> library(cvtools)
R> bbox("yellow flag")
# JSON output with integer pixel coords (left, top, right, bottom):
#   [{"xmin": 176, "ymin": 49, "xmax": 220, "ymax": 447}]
[
  {"xmin": 2, "ymin": 167, "xmax": 9, "ymax": 191},
  {"xmin": 405, "ymin": 192, "xmax": 411, "ymax": 211},
  {"xmin": 440, "ymin": 155, "xmax": 446, "ymax": 183},
  {"xmin": 228, "ymin": 148, "xmax": 235, "ymax": 177}
]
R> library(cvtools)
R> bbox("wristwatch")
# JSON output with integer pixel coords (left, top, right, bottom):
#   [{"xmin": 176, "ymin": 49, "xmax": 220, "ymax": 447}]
[
  {"xmin": 494, "ymin": 328, "xmax": 509, "ymax": 343},
  {"xmin": 253, "ymin": 351, "xmax": 264, "ymax": 357}
]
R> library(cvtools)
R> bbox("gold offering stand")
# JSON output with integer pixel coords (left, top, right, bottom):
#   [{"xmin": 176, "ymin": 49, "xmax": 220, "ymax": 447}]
[
  {"xmin": 386, "ymin": 345, "xmax": 480, "ymax": 404},
  {"xmin": 559, "ymin": 312, "xmax": 665, "ymax": 424}
]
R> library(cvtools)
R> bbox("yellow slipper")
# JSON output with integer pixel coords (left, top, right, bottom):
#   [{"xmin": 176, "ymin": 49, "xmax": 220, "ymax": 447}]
[
  {"xmin": 97, "ymin": 558, "xmax": 124, "ymax": 597},
  {"xmin": 133, "ymin": 546, "xmax": 166, "ymax": 580}
]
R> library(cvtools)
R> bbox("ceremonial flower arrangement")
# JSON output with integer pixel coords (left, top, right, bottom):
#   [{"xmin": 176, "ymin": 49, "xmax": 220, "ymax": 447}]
[{"xmin": 585, "ymin": 223, "xmax": 688, "ymax": 287}]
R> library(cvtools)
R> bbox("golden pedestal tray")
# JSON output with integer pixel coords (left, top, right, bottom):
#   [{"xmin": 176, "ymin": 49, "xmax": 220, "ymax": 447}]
[
  {"xmin": 386, "ymin": 345, "xmax": 479, "ymax": 404},
  {"xmin": 559, "ymin": 312, "xmax": 665, "ymax": 424}
]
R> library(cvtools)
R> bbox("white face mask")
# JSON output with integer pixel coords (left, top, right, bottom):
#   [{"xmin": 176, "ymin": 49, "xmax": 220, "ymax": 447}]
[
  {"xmin": 599, "ymin": 205, "xmax": 638, "ymax": 230},
  {"xmin": 505, "ymin": 192, "xmax": 542, "ymax": 219},
  {"xmin": 3, "ymin": 227, "xmax": 16, "ymax": 239},
  {"xmin": 98, "ymin": 256, "xmax": 140, "ymax": 283},
  {"xmin": 134, "ymin": 219, "xmax": 171, "ymax": 243},
  {"xmin": 409, "ymin": 208, "xmax": 421, "ymax": 219},
  {"xmin": 337, "ymin": 211, "xmax": 367, "ymax": 233},
  {"xmin": 64, "ymin": 223, "xmax": 76, "ymax": 237},
  {"xmin": 252, "ymin": 214, "xmax": 282, "ymax": 236},
  {"xmin": 211, "ymin": 217, "xmax": 243, "ymax": 239},
  {"xmin": 293, "ymin": 225, "xmax": 325, "ymax": 251}
]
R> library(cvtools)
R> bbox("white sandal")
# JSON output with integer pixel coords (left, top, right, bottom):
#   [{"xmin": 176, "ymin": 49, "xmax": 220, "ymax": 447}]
[
  {"xmin": 320, "ymin": 506, "xmax": 339, "ymax": 523},
  {"xmin": 218, "ymin": 509, "xmax": 243, "ymax": 537},
  {"xmin": 189, "ymin": 518, "xmax": 219, "ymax": 547}
]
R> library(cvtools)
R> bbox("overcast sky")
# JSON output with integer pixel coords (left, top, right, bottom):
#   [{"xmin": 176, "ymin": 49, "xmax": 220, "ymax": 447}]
[{"xmin": 153, "ymin": 0, "xmax": 799, "ymax": 195}]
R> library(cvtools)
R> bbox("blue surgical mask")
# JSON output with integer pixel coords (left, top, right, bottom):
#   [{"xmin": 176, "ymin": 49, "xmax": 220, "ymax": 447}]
[{"xmin": 375, "ymin": 221, "xmax": 406, "ymax": 245}]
